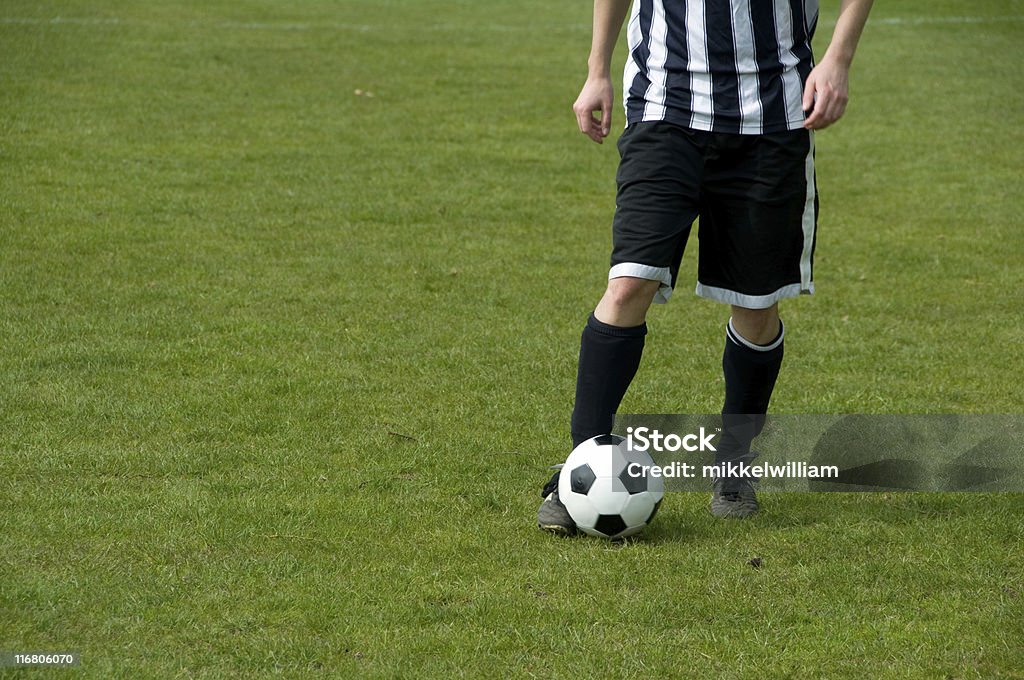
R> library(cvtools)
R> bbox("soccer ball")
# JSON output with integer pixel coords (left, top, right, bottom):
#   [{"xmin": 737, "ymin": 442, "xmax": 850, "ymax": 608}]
[{"xmin": 559, "ymin": 434, "xmax": 665, "ymax": 540}]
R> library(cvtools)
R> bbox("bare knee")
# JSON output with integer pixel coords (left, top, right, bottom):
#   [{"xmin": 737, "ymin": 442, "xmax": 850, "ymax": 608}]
[
  {"xmin": 730, "ymin": 304, "xmax": 780, "ymax": 345},
  {"xmin": 594, "ymin": 277, "xmax": 662, "ymax": 327}
]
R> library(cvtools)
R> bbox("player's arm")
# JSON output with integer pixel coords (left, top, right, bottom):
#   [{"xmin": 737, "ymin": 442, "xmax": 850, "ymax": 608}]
[
  {"xmin": 803, "ymin": 0, "xmax": 874, "ymax": 130},
  {"xmin": 574, "ymin": 0, "xmax": 632, "ymax": 144}
]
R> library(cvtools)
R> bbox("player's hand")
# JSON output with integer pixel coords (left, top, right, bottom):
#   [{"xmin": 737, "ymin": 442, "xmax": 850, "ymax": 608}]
[
  {"xmin": 802, "ymin": 56, "xmax": 850, "ymax": 130},
  {"xmin": 573, "ymin": 76, "xmax": 614, "ymax": 143}
]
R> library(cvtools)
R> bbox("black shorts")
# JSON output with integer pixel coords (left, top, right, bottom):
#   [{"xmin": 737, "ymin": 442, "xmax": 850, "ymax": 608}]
[{"xmin": 610, "ymin": 121, "xmax": 818, "ymax": 309}]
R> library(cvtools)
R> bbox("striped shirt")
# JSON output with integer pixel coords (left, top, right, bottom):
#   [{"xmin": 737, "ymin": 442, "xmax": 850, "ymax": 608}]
[{"xmin": 624, "ymin": 0, "xmax": 819, "ymax": 134}]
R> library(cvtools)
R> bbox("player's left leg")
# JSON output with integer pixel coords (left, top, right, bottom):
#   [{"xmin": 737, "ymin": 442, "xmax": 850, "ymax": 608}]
[
  {"xmin": 714, "ymin": 303, "xmax": 785, "ymax": 517},
  {"xmin": 730, "ymin": 304, "xmax": 781, "ymax": 345},
  {"xmin": 726, "ymin": 305, "xmax": 784, "ymax": 431},
  {"xmin": 697, "ymin": 129, "xmax": 817, "ymax": 518}
]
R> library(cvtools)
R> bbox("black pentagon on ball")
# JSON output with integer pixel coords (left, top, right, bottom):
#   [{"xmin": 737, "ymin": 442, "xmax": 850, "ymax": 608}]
[
  {"xmin": 646, "ymin": 499, "xmax": 663, "ymax": 525},
  {"xmin": 593, "ymin": 514, "xmax": 628, "ymax": 537},
  {"xmin": 591, "ymin": 433, "xmax": 625, "ymax": 447},
  {"xmin": 569, "ymin": 464, "xmax": 597, "ymax": 495},
  {"xmin": 617, "ymin": 464, "xmax": 649, "ymax": 494}
]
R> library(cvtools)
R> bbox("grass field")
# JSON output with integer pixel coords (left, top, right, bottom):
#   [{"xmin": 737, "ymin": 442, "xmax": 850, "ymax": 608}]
[{"xmin": 2, "ymin": 0, "xmax": 1023, "ymax": 677}]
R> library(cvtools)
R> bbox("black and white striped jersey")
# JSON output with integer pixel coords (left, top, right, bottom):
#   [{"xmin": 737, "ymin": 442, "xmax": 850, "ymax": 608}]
[{"xmin": 624, "ymin": 0, "xmax": 819, "ymax": 134}]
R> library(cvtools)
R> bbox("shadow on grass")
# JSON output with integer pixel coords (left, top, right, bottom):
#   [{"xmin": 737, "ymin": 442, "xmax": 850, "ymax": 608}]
[{"xmin": 633, "ymin": 491, "xmax": 979, "ymax": 546}]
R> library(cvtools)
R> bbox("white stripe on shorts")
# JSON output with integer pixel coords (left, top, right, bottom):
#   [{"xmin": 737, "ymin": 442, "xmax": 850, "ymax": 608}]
[
  {"xmin": 800, "ymin": 131, "xmax": 816, "ymax": 291},
  {"xmin": 695, "ymin": 282, "xmax": 808, "ymax": 308}
]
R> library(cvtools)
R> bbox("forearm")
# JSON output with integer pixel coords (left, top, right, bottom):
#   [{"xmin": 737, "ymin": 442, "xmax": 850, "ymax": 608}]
[
  {"xmin": 586, "ymin": 0, "xmax": 632, "ymax": 78},
  {"xmin": 822, "ymin": 0, "xmax": 874, "ymax": 67}
]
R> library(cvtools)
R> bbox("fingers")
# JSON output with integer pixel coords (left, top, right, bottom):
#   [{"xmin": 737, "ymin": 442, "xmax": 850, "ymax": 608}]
[
  {"xmin": 802, "ymin": 80, "xmax": 849, "ymax": 130},
  {"xmin": 573, "ymin": 96, "xmax": 612, "ymax": 143},
  {"xmin": 801, "ymin": 73, "xmax": 817, "ymax": 116},
  {"xmin": 576, "ymin": 114, "xmax": 605, "ymax": 143},
  {"xmin": 573, "ymin": 104, "xmax": 593, "ymax": 142},
  {"xmin": 600, "ymin": 104, "xmax": 612, "ymax": 139},
  {"xmin": 574, "ymin": 109, "xmax": 609, "ymax": 143},
  {"xmin": 803, "ymin": 90, "xmax": 848, "ymax": 129},
  {"xmin": 577, "ymin": 114, "xmax": 603, "ymax": 144}
]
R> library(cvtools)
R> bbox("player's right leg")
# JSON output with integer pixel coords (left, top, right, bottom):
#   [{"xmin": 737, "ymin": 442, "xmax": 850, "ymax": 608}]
[
  {"xmin": 570, "ymin": 277, "xmax": 662, "ymax": 445},
  {"xmin": 538, "ymin": 277, "xmax": 660, "ymax": 535},
  {"xmin": 593, "ymin": 277, "xmax": 663, "ymax": 327},
  {"xmin": 538, "ymin": 122, "xmax": 704, "ymax": 536}
]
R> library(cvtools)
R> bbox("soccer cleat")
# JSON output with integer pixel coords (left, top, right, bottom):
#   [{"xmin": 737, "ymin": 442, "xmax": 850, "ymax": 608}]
[
  {"xmin": 710, "ymin": 477, "xmax": 759, "ymax": 519},
  {"xmin": 537, "ymin": 466, "xmax": 577, "ymax": 536},
  {"xmin": 537, "ymin": 489, "xmax": 577, "ymax": 535}
]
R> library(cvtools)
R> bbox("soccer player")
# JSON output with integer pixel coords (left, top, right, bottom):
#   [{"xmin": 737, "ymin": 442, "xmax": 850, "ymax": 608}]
[{"xmin": 538, "ymin": 0, "xmax": 874, "ymax": 533}]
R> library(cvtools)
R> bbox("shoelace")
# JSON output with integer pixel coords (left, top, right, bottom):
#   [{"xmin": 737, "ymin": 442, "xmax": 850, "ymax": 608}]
[
  {"xmin": 540, "ymin": 463, "xmax": 564, "ymax": 498},
  {"xmin": 713, "ymin": 476, "xmax": 758, "ymax": 498}
]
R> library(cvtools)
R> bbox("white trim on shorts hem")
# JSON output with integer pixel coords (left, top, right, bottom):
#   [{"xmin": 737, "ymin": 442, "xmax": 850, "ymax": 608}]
[
  {"xmin": 608, "ymin": 263, "xmax": 674, "ymax": 304},
  {"xmin": 695, "ymin": 281, "xmax": 812, "ymax": 308}
]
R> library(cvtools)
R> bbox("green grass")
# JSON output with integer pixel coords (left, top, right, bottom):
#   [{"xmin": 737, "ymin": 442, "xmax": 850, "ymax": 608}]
[{"xmin": 2, "ymin": 0, "xmax": 1023, "ymax": 677}]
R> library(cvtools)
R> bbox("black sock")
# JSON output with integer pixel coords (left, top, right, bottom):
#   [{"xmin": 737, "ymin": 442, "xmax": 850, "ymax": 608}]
[
  {"xmin": 570, "ymin": 313, "xmax": 647, "ymax": 448},
  {"xmin": 719, "ymin": 318, "xmax": 784, "ymax": 464},
  {"xmin": 543, "ymin": 313, "xmax": 647, "ymax": 498}
]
